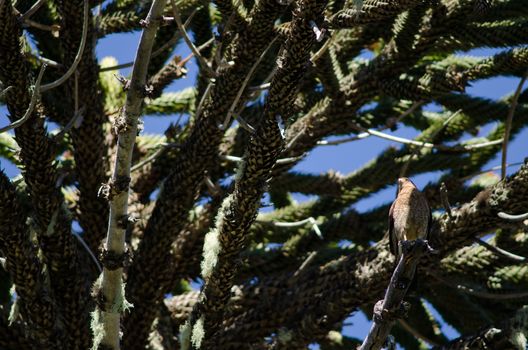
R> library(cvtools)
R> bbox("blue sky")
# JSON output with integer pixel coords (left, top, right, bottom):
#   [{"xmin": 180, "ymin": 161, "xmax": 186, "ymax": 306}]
[{"xmin": 1, "ymin": 25, "xmax": 527, "ymax": 349}]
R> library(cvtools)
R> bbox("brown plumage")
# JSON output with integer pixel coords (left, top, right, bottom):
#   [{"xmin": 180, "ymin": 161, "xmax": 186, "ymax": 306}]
[{"xmin": 388, "ymin": 177, "xmax": 432, "ymax": 261}]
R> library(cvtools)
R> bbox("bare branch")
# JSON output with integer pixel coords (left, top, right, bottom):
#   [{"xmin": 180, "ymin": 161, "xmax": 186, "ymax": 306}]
[
  {"xmin": 98, "ymin": 10, "xmax": 203, "ymax": 73},
  {"xmin": 430, "ymin": 272, "xmax": 528, "ymax": 300},
  {"xmin": 220, "ymin": 36, "xmax": 279, "ymax": 130},
  {"xmin": 169, "ymin": 0, "xmax": 216, "ymax": 77},
  {"xmin": 360, "ymin": 240, "xmax": 429, "ymax": 350},
  {"xmin": 0, "ymin": 63, "xmax": 46, "ymax": 134},
  {"xmin": 91, "ymin": 1, "xmax": 168, "ymax": 349},
  {"xmin": 501, "ymin": 70, "xmax": 528, "ymax": 179},
  {"xmin": 497, "ymin": 211, "xmax": 528, "ymax": 221},
  {"xmin": 130, "ymin": 143, "xmax": 180, "ymax": 173},
  {"xmin": 19, "ymin": 0, "xmax": 47, "ymax": 21},
  {"xmin": 40, "ymin": 0, "xmax": 88, "ymax": 92},
  {"xmin": 0, "ymin": 85, "xmax": 13, "ymax": 98},
  {"xmin": 440, "ymin": 182, "xmax": 452, "ymax": 219},
  {"xmin": 73, "ymin": 233, "xmax": 102, "ymax": 273},
  {"xmin": 459, "ymin": 161, "xmax": 524, "ymax": 182},
  {"xmin": 317, "ymin": 101, "xmax": 423, "ymax": 146},
  {"xmin": 472, "ymin": 237, "xmax": 526, "ymax": 262},
  {"xmin": 350, "ymin": 123, "xmax": 502, "ymax": 152},
  {"xmin": 310, "ymin": 36, "xmax": 332, "ymax": 64},
  {"xmin": 272, "ymin": 217, "xmax": 323, "ymax": 239},
  {"xmin": 221, "ymin": 153, "xmax": 305, "ymax": 166}
]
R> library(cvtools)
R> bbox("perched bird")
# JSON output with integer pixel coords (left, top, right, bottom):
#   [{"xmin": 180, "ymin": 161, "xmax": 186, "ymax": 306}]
[{"xmin": 388, "ymin": 177, "xmax": 432, "ymax": 262}]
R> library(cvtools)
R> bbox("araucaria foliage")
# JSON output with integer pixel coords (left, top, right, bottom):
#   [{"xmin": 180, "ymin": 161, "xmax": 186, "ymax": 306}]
[{"xmin": 1, "ymin": 0, "xmax": 528, "ymax": 349}]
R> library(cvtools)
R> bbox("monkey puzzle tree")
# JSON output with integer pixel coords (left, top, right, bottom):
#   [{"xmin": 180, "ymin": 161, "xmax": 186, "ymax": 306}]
[{"xmin": 1, "ymin": 0, "xmax": 528, "ymax": 349}]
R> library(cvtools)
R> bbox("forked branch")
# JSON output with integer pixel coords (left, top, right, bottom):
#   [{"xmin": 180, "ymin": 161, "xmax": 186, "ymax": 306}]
[{"xmin": 359, "ymin": 239, "xmax": 429, "ymax": 350}]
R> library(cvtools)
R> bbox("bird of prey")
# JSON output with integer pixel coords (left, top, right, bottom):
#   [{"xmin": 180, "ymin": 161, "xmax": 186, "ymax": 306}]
[{"xmin": 388, "ymin": 177, "xmax": 432, "ymax": 262}]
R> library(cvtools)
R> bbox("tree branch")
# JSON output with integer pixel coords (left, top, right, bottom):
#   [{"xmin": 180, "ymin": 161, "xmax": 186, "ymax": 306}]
[
  {"xmin": 501, "ymin": 69, "xmax": 528, "ymax": 179},
  {"xmin": 91, "ymin": 1, "xmax": 167, "ymax": 349},
  {"xmin": 40, "ymin": 0, "xmax": 89, "ymax": 92},
  {"xmin": 0, "ymin": 63, "xmax": 46, "ymax": 134},
  {"xmin": 359, "ymin": 240, "xmax": 429, "ymax": 350}
]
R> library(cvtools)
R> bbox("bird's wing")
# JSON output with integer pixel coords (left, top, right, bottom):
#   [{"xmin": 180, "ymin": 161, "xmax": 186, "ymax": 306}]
[{"xmin": 388, "ymin": 200, "xmax": 396, "ymax": 255}]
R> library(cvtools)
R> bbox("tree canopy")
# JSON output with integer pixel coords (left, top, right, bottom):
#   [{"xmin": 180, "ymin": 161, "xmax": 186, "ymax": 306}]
[{"xmin": 0, "ymin": 0, "xmax": 528, "ymax": 349}]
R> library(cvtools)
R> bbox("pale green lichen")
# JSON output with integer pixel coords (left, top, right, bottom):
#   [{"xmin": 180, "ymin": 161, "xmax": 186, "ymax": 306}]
[
  {"xmin": 201, "ymin": 228, "xmax": 221, "ymax": 279},
  {"xmin": 510, "ymin": 330, "xmax": 526, "ymax": 349},
  {"xmin": 191, "ymin": 316, "xmax": 205, "ymax": 349},
  {"xmin": 8, "ymin": 294, "xmax": 19, "ymax": 326},
  {"xmin": 326, "ymin": 330, "xmax": 343, "ymax": 344},
  {"xmin": 179, "ymin": 320, "xmax": 192, "ymax": 350},
  {"xmin": 90, "ymin": 276, "xmax": 105, "ymax": 350},
  {"xmin": 277, "ymin": 327, "xmax": 293, "ymax": 343},
  {"xmin": 90, "ymin": 310, "xmax": 105, "ymax": 350},
  {"xmin": 114, "ymin": 281, "xmax": 133, "ymax": 313}
]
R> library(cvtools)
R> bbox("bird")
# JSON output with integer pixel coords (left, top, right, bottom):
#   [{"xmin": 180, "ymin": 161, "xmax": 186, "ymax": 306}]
[{"xmin": 388, "ymin": 177, "xmax": 432, "ymax": 263}]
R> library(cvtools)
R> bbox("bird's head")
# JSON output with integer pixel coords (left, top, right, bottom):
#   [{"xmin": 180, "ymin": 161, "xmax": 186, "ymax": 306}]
[{"xmin": 397, "ymin": 177, "xmax": 416, "ymax": 193}]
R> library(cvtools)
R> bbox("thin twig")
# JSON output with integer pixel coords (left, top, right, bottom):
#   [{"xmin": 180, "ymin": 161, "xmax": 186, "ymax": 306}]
[
  {"xmin": 221, "ymin": 153, "xmax": 305, "ymax": 166},
  {"xmin": 130, "ymin": 143, "xmax": 181, "ymax": 172},
  {"xmin": 213, "ymin": 10, "xmax": 237, "ymax": 69},
  {"xmin": 53, "ymin": 108, "xmax": 85, "ymax": 141},
  {"xmin": 219, "ymin": 36, "xmax": 279, "ymax": 130},
  {"xmin": 0, "ymin": 86, "xmax": 13, "ymax": 99},
  {"xmin": 459, "ymin": 161, "xmax": 524, "ymax": 182},
  {"xmin": 400, "ymin": 109, "xmax": 461, "ymax": 177},
  {"xmin": 317, "ymin": 101, "xmax": 423, "ymax": 146},
  {"xmin": 272, "ymin": 217, "xmax": 323, "ymax": 239},
  {"xmin": 398, "ymin": 319, "xmax": 439, "ymax": 346},
  {"xmin": 310, "ymin": 35, "xmax": 332, "ymax": 63},
  {"xmin": 99, "ymin": 10, "xmax": 202, "ymax": 73},
  {"xmin": 472, "ymin": 237, "xmax": 526, "ymax": 262},
  {"xmin": 439, "ymin": 182, "xmax": 452, "ymax": 219},
  {"xmin": 195, "ymin": 79, "xmax": 214, "ymax": 119},
  {"xmin": 497, "ymin": 211, "xmax": 528, "ymax": 221},
  {"xmin": 287, "ymin": 251, "xmax": 319, "ymax": 287},
  {"xmin": 276, "ymin": 154, "xmax": 306, "ymax": 165},
  {"xmin": 430, "ymin": 272, "xmax": 528, "ymax": 300},
  {"xmin": 284, "ymin": 125, "xmax": 306, "ymax": 152},
  {"xmin": 249, "ymin": 82, "xmax": 271, "ymax": 91},
  {"xmin": 0, "ymin": 64, "xmax": 47, "ymax": 134},
  {"xmin": 22, "ymin": 18, "xmax": 60, "ymax": 36},
  {"xmin": 73, "ymin": 233, "xmax": 102, "ymax": 273},
  {"xmin": 19, "ymin": 0, "xmax": 48, "ymax": 21},
  {"xmin": 40, "ymin": 0, "xmax": 88, "ymax": 92},
  {"xmin": 170, "ymin": 0, "xmax": 216, "ymax": 77},
  {"xmin": 233, "ymin": 114, "xmax": 255, "ymax": 133},
  {"xmin": 309, "ymin": 20, "xmax": 326, "ymax": 42},
  {"xmin": 30, "ymin": 54, "xmax": 62, "ymax": 68},
  {"xmin": 360, "ymin": 240, "xmax": 429, "ymax": 350},
  {"xmin": 203, "ymin": 175, "xmax": 222, "ymax": 197},
  {"xmin": 350, "ymin": 124, "xmax": 501, "ymax": 152},
  {"xmin": 501, "ymin": 70, "xmax": 528, "ymax": 179}
]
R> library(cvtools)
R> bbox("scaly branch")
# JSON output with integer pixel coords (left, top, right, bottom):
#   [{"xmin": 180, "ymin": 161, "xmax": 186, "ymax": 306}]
[
  {"xmin": 214, "ymin": 161, "xmax": 528, "ymax": 348},
  {"xmin": 432, "ymin": 306, "xmax": 528, "ymax": 350},
  {"xmin": 0, "ymin": 63, "xmax": 46, "ymax": 134},
  {"xmin": 91, "ymin": 1, "xmax": 167, "ymax": 349},
  {"xmin": 0, "ymin": 172, "xmax": 63, "ymax": 347},
  {"xmin": 123, "ymin": 1, "xmax": 286, "ymax": 346},
  {"xmin": 180, "ymin": 0, "xmax": 327, "ymax": 347}
]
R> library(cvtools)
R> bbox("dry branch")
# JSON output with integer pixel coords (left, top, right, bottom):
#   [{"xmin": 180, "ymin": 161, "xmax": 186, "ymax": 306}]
[
  {"xmin": 91, "ymin": 1, "xmax": 167, "ymax": 349},
  {"xmin": 359, "ymin": 240, "xmax": 429, "ymax": 350}
]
